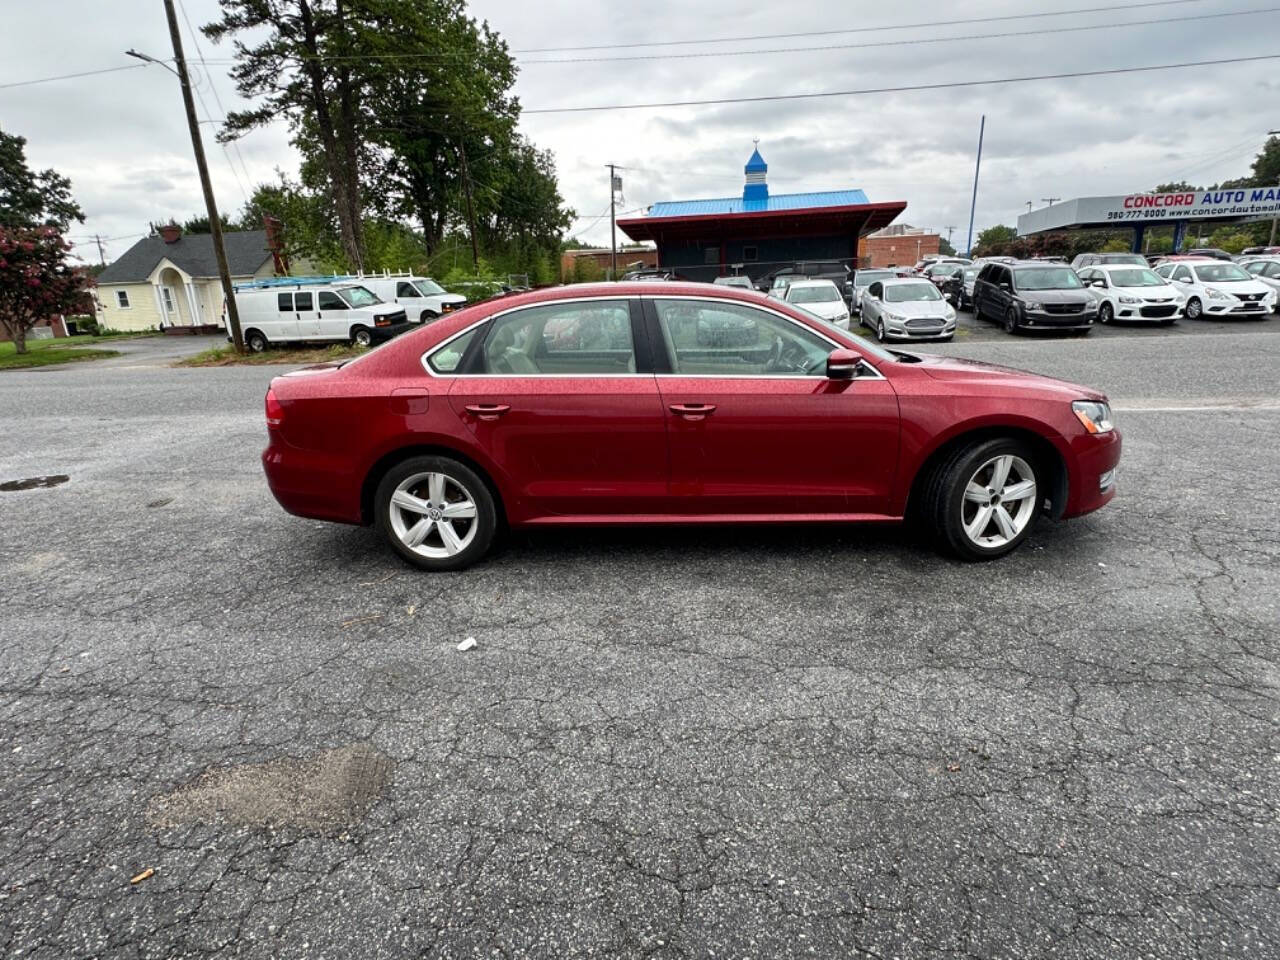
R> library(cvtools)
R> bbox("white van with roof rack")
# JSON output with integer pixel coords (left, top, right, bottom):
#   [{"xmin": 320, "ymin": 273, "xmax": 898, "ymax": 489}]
[
  {"xmin": 335, "ymin": 272, "xmax": 466, "ymax": 323},
  {"xmin": 231, "ymin": 278, "xmax": 411, "ymax": 352}
]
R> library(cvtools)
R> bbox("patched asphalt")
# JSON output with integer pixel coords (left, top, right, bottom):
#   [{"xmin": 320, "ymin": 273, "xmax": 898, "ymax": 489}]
[{"xmin": 1, "ymin": 325, "xmax": 1277, "ymax": 959}]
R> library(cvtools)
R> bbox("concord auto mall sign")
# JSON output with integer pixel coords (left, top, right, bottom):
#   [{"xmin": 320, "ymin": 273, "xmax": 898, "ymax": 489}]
[{"xmin": 1018, "ymin": 187, "xmax": 1280, "ymax": 235}]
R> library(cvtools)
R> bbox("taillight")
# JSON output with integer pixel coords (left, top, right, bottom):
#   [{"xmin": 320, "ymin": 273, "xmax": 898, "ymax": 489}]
[{"xmin": 265, "ymin": 388, "xmax": 284, "ymax": 428}]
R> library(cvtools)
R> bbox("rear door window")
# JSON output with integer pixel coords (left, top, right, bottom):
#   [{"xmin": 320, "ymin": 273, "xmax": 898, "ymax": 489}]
[{"xmin": 483, "ymin": 301, "xmax": 635, "ymax": 375}]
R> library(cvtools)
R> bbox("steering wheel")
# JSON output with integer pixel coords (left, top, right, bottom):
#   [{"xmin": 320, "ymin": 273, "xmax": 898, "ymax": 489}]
[{"xmin": 770, "ymin": 339, "xmax": 810, "ymax": 373}]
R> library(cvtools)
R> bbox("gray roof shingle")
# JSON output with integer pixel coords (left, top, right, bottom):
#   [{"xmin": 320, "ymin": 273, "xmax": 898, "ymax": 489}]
[{"xmin": 98, "ymin": 230, "xmax": 272, "ymax": 283}]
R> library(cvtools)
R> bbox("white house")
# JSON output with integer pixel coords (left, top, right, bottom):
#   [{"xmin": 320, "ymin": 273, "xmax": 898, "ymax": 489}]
[{"xmin": 95, "ymin": 224, "xmax": 278, "ymax": 332}]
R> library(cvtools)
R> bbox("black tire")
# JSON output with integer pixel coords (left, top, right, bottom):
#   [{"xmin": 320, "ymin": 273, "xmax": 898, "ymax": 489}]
[
  {"xmin": 420, "ymin": 310, "xmax": 440, "ymax": 324},
  {"xmin": 374, "ymin": 455, "xmax": 497, "ymax": 571},
  {"xmin": 1003, "ymin": 308, "xmax": 1019, "ymax": 334},
  {"xmin": 1185, "ymin": 297, "xmax": 1202, "ymax": 320},
  {"xmin": 922, "ymin": 437, "xmax": 1043, "ymax": 561},
  {"xmin": 1098, "ymin": 302, "xmax": 1114, "ymax": 324},
  {"xmin": 245, "ymin": 330, "xmax": 268, "ymax": 353},
  {"xmin": 351, "ymin": 325, "xmax": 373, "ymax": 347}
]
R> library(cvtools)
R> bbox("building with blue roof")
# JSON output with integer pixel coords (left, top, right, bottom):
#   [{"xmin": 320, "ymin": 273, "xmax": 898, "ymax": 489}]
[{"xmin": 617, "ymin": 146, "xmax": 906, "ymax": 283}]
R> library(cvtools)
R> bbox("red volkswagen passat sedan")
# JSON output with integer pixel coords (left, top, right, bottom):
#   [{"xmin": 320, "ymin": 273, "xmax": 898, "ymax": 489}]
[{"xmin": 262, "ymin": 282, "xmax": 1120, "ymax": 570}]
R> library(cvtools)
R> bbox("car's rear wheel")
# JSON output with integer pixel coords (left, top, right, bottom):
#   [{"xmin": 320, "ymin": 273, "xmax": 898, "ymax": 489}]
[
  {"xmin": 1003, "ymin": 308, "xmax": 1019, "ymax": 334},
  {"xmin": 1185, "ymin": 297, "xmax": 1202, "ymax": 320},
  {"xmin": 351, "ymin": 325, "xmax": 373, "ymax": 347},
  {"xmin": 375, "ymin": 456, "xmax": 496, "ymax": 571},
  {"xmin": 1098, "ymin": 302, "xmax": 1114, "ymax": 324},
  {"xmin": 925, "ymin": 438, "xmax": 1042, "ymax": 560},
  {"xmin": 245, "ymin": 330, "xmax": 268, "ymax": 353}
]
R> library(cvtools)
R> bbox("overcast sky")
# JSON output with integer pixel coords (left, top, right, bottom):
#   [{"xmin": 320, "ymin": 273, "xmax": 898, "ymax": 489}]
[{"xmin": 2, "ymin": 0, "xmax": 1276, "ymax": 264}]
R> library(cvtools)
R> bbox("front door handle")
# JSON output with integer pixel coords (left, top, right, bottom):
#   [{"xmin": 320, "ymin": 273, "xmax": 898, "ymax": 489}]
[
  {"xmin": 464, "ymin": 403, "xmax": 511, "ymax": 421},
  {"xmin": 669, "ymin": 403, "xmax": 716, "ymax": 421}
]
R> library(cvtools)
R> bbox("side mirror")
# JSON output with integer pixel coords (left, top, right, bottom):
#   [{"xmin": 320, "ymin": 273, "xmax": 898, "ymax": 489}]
[
  {"xmin": 1091, "ymin": 278, "xmax": 1106, "ymax": 288},
  {"xmin": 826, "ymin": 349, "xmax": 864, "ymax": 380}
]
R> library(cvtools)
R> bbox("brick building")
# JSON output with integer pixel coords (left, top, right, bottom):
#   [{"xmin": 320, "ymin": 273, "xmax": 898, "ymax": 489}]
[{"xmin": 858, "ymin": 225, "xmax": 941, "ymax": 268}]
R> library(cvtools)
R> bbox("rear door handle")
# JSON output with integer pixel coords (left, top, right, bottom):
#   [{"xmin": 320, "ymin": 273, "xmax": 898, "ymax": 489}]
[
  {"xmin": 669, "ymin": 403, "xmax": 716, "ymax": 421},
  {"xmin": 464, "ymin": 403, "xmax": 511, "ymax": 421}
]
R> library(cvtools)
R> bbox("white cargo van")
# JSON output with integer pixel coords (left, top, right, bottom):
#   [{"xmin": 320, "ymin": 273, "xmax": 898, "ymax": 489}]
[
  {"xmin": 232, "ymin": 280, "xmax": 410, "ymax": 352},
  {"xmin": 336, "ymin": 273, "xmax": 466, "ymax": 323}
]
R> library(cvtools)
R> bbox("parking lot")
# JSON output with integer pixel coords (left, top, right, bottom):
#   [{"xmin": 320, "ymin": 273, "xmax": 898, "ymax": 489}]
[{"xmin": 2, "ymin": 325, "xmax": 1278, "ymax": 958}]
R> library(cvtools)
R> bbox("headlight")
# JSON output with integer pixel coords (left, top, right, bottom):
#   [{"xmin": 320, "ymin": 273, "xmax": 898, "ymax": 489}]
[
  {"xmin": 1072, "ymin": 400, "xmax": 1114, "ymax": 435},
  {"xmin": 1206, "ymin": 287, "xmax": 1230, "ymax": 300},
  {"xmin": 1118, "ymin": 295, "xmax": 1141, "ymax": 304},
  {"xmin": 1083, "ymin": 301, "xmax": 1097, "ymax": 310},
  {"xmin": 1023, "ymin": 301, "xmax": 1043, "ymax": 312}
]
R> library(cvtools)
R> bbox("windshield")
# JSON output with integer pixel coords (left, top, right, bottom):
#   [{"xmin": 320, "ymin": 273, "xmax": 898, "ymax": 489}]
[
  {"xmin": 1014, "ymin": 267, "xmax": 1082, "ymax": 291},
  {"xmin": 416, "ymin": 278, "xmax": 446, "ymax": 295},
  {"xmin": 1108, "ymin": 268, "xmax": 1166, "ymax": 287},
  {"xmin": 1193, "ymin": 263, "xmax": 1251, "ymax": 282},
  {"xmin": 338, "ymin": 285, "xmax": 382, "ymax": 307},
  {"xmin": 885, "ymin": 282, "xmax": 942, "ymax": 303},
  {"xmin": 788, "ymin": 285, "xmax": 841, "ymax": 304},
  {"xmin": 855, "ymin": 270, "xmax": 894, "ymax": 286}
]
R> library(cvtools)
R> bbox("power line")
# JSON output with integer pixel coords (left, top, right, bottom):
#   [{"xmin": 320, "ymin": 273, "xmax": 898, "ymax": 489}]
[
  {"xmin": 0, "ymin": 63, "xmax": 147, "ymax": 90},
  {"xmin": 524, "ymin": 53, "xmax": 1280, "ymax": 114},
  {"xmin": 519, "ymin": 8, "xmax": 1277, "ymax": 64},
  {"xmin": 514, "ymin": 0, "xmax": 1209, "ymax": 52},
  {"xmin": 178, "ymin": 0, "xmax": 255, "ymax": 197}
]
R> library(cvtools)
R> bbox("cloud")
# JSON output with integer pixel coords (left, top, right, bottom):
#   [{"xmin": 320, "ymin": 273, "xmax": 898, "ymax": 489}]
[{"xmin": 2, "ymin": 0, "xmax": 1274, "ymax": 259}]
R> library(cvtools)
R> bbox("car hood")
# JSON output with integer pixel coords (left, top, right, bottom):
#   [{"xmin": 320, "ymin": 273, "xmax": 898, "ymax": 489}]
[
  {"xmin": 912, "ymin": 354, "xmax": 1105, "ymax": 401},
  {"xmin": 1016, "ymin": 288, "xmax": 1092, "ymax": 303},
  {"xmin": 1208, "ymin": 280, "xmax": 1274, "ymax": 297},
  {"xmin": 793, "ymin": 300, "xmax": 847, "ymax": 319},
  {"xmin": 1112, "ymin": 284, "xmax": 1180, "ymax": 300},
  {"xmin": 883, "ymin": 299, "xmax": 951, "ymax": 319},
  {"xmin": 436, "ymin": 293, "xmax": 467, "ymax": 304}
]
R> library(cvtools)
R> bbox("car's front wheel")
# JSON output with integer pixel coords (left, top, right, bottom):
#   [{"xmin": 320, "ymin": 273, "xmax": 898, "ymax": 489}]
[
  {"xmin": 351, "ymin": 325, "xmax": 373, "ymax": 347},
  {"xmin": 374, "ymin": 456, "xmax": 497, "ymax": 571},
  {"xmin": 1098, "ymin": 302, "xmax": 1114, "ymax": 324},
  {"xmin": 1185, "ymin": 297, "xmax": 1202, "ymax": 320},
  {"xmin": 925, "ymin": 438, "xmax": 1042, "ymax": 560},
  {"xmin": 1003, "ymin": 308, "xmax": 1019, "ymax": 334},
  {"xmin": 420, "ymin": 310, "xmax": 439, "ymax": 323}
]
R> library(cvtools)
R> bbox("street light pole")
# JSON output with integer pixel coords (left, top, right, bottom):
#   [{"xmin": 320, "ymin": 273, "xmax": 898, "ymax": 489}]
[{"xmin": 128, "ymin": 0, "xmax": 244, "ymax": 352}]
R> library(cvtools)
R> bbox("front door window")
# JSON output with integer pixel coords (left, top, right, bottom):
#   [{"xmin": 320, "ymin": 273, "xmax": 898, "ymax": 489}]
[{"xmin": 651, "ymin": 300, "xmax": 829, "ymax": 376}]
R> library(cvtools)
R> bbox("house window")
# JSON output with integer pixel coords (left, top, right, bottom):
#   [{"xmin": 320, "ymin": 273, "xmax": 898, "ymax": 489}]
[
  {"xmin": 704, "ymin": 245, "xmax": 720, "ymax": 265},
  {"xmin": 743, "ymin": 246, "xmax": 758, "ymax": 262},
  {"xmin": 161, "ymin": 286, "xmax": 176, "ymax": 316},
  {"xmin": 116, "ymin": 290, "xmax": 130, "ymax": 309}
]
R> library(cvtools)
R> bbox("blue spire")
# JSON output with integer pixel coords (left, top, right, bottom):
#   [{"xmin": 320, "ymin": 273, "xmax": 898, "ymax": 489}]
[{"xmin": 743, "ymin": 141, "xmax": 768, "ymax": 204}]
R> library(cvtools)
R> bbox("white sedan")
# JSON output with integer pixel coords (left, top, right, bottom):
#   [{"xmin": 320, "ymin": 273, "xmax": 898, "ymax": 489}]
[
  {"xmin": 1238, "ymin": 257, "xmax": 1280, "ymax": 310},
  {"xmin": 1154, "ymin": 259, "xmax": 1276, "ymax": 319},
  {"xmin": 1076, "ymin": 264, "xmax": 1183, "ymax": 325},
  {"xmin": 859, "ymin": 278, "xmax": 957, "ymax": 342},
  {"xmin": 782, "ymin": 279, "xmax": 851, "ymax": 329}
]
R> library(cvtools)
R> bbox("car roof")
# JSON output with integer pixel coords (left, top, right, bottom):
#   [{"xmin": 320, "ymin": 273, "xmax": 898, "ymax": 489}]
[
  {"xmin": 1093, "ymin": 262, "xmax": 1154, "ymax": 271},
  {"xmin": 882, "ymin": 276, "xmax": 935, "ymax": 285},
  {"xmin": 786, "ymin": 278, "xmax": 840, "ymax": 288}
]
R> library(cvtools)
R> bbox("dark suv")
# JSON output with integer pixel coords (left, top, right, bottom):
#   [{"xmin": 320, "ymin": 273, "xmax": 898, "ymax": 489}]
[{"xmin": 972, "ymin": 261, "xmax": 1098, "ymax": 335}]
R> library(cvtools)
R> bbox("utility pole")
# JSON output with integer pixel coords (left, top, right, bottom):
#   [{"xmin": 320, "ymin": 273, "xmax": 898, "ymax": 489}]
[
  {"xmin": 1025, "ymin": 201, "xmax": 1033, "ymax": 213},
  {"xmin": 606, "ymin": 164, "xmax": 620, "ymax": 281},
  {"xmin": 965, "ymin": 115, "xmax": 985, "ymax": 257},
  {"xmin": 1041, "ymin": 197, "xmax": 1061, "ymax": 207},
  {"xmin": 458, "ymin": 142, "xmax": 480, "ymax": 270},
  {"xmin": 93, "ymin": 234, "xmax": 106, "ymax": 268},
  {"xmin": 944, "ymin": 225, "xmax": 955, "ymax": 248},
  {"xmin": 130, "ymin": 0, "xmax": 243, "ymax": 352}
]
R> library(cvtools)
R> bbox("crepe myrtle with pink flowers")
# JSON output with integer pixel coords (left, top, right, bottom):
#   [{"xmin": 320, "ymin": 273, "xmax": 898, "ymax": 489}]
[{"xmin": 0, "ymin": 226, "xmax": 89, "ymax": 354}]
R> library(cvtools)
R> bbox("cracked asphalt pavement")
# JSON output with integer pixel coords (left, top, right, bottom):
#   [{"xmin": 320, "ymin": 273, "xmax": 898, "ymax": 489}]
[{"xmin": 1, "ymin": 326, "xmax": 1277, "ymax": 958}]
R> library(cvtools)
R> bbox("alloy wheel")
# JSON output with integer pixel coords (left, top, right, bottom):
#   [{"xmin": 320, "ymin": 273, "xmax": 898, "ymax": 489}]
[
  {"xmin": 1099, "ymin": 303, "xmax": 1113, "ymax": 324},
  {"xmin": 387, "ymin": 472, "xmax": 479, "ymax": 559},
  {"xmin": 960, "ymin": 454, "xmax": 1037, "ymax": 549},
  {"xmin": 877, "ymin": 319, "xmax": 886, "ymax": 341},
  {"xmin": 1186, "ymin": 298, "xmax": 1202, "ymax": 320}
]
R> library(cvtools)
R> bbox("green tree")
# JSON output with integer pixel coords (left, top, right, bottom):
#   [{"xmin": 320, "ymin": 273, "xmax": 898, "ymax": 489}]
[
  {"xmin": 238, "ymin": 174, "xmax": 343, "ymax": 269},
  {"xmin": 180, "ymin": 212, "xmax": 233, "ymax": 234},
  {"xmin": 204, "ymin": 0, "xmax": 367, "ymax": 267},
  {"xmin": 1152, "ymin": 181, "xmax": 1201, "ymax": 193},
  {"xmin": 937, "ymin": 237, "xmax": 956, "ymax": 257},
  {"xmin": 0, "ymin": 128, "xmax": 84, "ymax": 231},
  {"xmin": 973, "ymin": 224, "xmax": 1016, "ymax": 255},
  {"xmin": 0, "ymin": 227, "xmax": 88, "ymax": 354}
]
